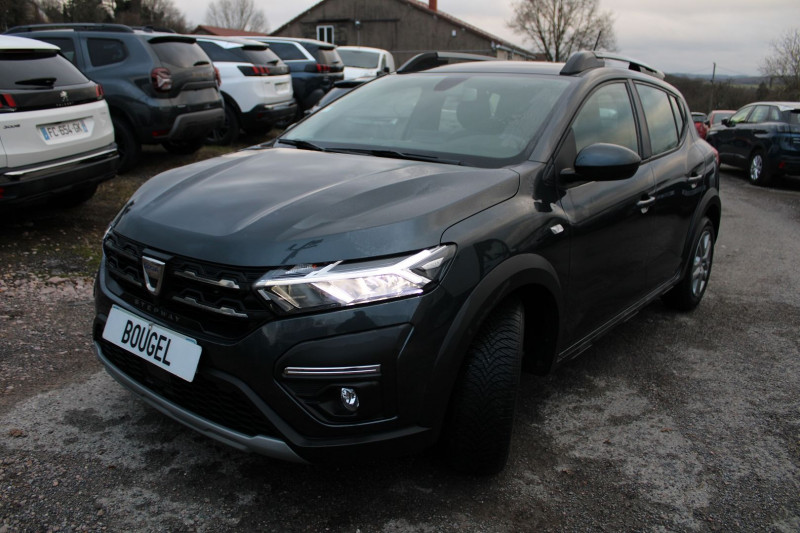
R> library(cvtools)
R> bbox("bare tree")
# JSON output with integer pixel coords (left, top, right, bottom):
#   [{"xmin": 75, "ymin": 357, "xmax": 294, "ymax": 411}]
[
  {"xmin": 205, "ymin": 0, "xmax": 267, "ymax": 33},
  {"xmin": 761, "ymin": 29, "xmax": 800, "ymax": 99},
  {"xmin": 508, "ymin": 0, "xmax": 616, "ymax": 62}
]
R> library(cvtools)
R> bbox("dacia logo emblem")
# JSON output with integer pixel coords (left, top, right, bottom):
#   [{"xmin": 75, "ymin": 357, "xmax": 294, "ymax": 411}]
[
  {"xmin": 142, "ymin": 256, "xmax": 166, "ymax": 296},
  {"xmin": 60, "ymin": 90, "xmax": 69, "ymax": 102}
]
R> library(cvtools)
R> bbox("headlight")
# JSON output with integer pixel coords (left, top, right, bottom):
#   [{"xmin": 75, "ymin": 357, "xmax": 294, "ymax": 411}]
[{"xmin": 255, "ymin": 245, "xmax": 455, "ymax": 313}]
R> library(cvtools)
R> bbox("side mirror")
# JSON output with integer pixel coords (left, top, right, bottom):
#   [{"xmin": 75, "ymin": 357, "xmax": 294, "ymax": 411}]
[
  {"xmin": 562, "ymin": 143, "xmax": 641, "ymax": 182},
  {"xmin": 722, "ymin": 118, "xmax": 731, "ymax": 127}
]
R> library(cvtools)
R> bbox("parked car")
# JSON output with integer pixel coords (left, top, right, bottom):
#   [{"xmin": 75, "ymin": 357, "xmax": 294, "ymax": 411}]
[
  {"xmin": 0, "ymin": 35, "xmax": 117, "ymax": 207},
  {"xmin": 195, "ymin": 36, "xmax": 296, "ymax": 144},
  {"xmin": 336, "ymin": 45, "xmax": 395, "ymax": 79},
  {"xmin": 246, "ymin": 36, "xmax": 343, "ymax": 114},
  {"xmin": 93, "ymin": 51, "xmax": 720, "ymax": 475},
  {"xmin": 692, "ymin": 111, "xmax": 708, "ymax": 139},
  {"xmin": 705, "ymin": 101, "xmax": 800, "ymax": 186},
  {"xmin": 6, "ymin": 24, "xmax": 225, "ymax": 173},
  {"xmin": 707, "ymin": 109, "xmax": 735, "ymax": 129}
]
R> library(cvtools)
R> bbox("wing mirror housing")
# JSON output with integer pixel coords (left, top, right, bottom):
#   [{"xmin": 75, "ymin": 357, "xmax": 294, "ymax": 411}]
[{"xmin": 561, "ymin": 143, "xmax": 641, "ymax": 182}]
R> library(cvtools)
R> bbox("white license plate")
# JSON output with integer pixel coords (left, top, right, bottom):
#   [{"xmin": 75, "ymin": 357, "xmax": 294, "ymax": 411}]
[
  {"xmin": 102, "ymin": 305, "xmax": 202, "ymax": 382},
  {"xmin": 39, "ymin": 119, "xmax": 89, "ymax": 142}
]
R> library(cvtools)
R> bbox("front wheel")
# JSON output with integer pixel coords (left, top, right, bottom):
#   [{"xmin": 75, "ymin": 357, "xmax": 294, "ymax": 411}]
[
  {"xmin": 442, "ymin": 297, "xmax": 525, "ymax": 475},
  {"xmin": 748, "ymin": 150, "xmax": 773, "ymax": 186},
  {"xmin": 662, "ymin": 217, "xmax": 715, "ymax": 311}
]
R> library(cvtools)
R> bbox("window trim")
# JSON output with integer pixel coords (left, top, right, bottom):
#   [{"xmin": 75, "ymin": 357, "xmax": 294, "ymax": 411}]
[{"xmin": 317, "ymin": 25, "xmax": 335, "ymax": 44}]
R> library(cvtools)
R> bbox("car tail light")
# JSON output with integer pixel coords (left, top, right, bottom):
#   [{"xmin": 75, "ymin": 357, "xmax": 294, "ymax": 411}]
[
  {"xmin": 306, "ymin": 63, "xmax": 331, "ymax": 73},
  {"xmin": 151, "ymin": 67, "xmax": 172, "ymax": 92},
  {"xmin": 95, "ymin": 84, "xmax": 105, "ymax": 100},
  {"xmin": 214, "ymin": 66, "xmax": 221, "ymax": 87},
  {"xmin": 237, "ymin": 65, "xmax": 271, "ymax": 76},
  {"xmin": 0, "ymin": 93, "xmax": 17, "ymax": 110},
  {"xmin": 0, "ymin": 187, "xmax": 4, "ymax": 199}
]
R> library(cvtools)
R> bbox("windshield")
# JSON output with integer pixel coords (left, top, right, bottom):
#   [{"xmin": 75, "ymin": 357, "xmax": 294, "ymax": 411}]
[
  {"xmin": 339, "ymin": 49, "xmax": 380, "ymax": 69},
  {"xmin": 282, "ymin": 72, "xmax": 570, "ymax": 167}
]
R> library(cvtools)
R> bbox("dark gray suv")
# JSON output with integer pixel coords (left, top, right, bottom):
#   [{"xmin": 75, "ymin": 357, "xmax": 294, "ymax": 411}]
[
  {"xmin": 6, "ymin": 24, "xmax": 225, "ymax": 172},
  {"xmin": 93, "ymin": 51, "xmax": 720, "ymax": 475}
]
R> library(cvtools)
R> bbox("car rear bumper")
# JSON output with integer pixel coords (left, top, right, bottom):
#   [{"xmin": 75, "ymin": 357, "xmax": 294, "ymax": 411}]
[
  {"xmin": 165, "ymin": 108, "xmax": 225, "ymax": 141},
  {"xmin": 0, "ymin": 144, "xmax": 118, "ymax": 205},
  {"xmin": 240, "ymin": 99, "xmax": 298, "ymax": 129}
]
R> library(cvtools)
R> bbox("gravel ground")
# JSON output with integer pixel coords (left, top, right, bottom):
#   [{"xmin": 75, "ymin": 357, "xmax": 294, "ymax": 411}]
[{"xmin": 0, "ymin": 157, "xmax": 799, "ymax": 532}]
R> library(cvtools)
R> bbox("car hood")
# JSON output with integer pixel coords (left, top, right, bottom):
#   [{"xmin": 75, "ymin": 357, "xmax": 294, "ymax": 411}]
[{"xmin": 114, "ymin": 148, "xmax": 520, "ymax": 266}]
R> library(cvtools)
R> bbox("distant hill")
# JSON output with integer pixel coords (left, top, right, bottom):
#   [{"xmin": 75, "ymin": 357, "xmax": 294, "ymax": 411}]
[{"xmin": 668, "ymin": 73, "xmax": 767, "ymax": 86}]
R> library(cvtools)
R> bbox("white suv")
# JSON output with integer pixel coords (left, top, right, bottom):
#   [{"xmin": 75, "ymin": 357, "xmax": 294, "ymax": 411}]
[
  {"xmin": 195, "ymin": 37, "xmax": 296, "ymax": 144},
  {"xmin": 0, "ymin": 35, "xmax": 117, "ymax": 207}
]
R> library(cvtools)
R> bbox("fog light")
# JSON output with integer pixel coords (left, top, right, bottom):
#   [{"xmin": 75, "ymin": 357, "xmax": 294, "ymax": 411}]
[{"xmin": 340, "ymin": 387, "xmax": 359, "ymax": 412}]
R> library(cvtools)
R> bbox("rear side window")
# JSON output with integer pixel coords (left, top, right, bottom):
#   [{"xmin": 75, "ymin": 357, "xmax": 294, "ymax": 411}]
[
  {"xmin": 150, "ymin": 40, "xmax": 210, "ymax": 68},
  {"xmin": 87, "ymin": 38, "xmax": 128, "ymax": 67},
  {"xmin": 197, "ymin": 41, "xmax": 239, "ymax": 62},
  {"xmin": 0, "ymin": 51, "xmax": 88, "ymax": 89},
  {"xmin": 267, "ymin": 42, "xmax": 306, "ymax": 61},
  {"xmin": 38, "ymin": 37, "xmax": 78, "ymax": 65},
  {"xmin": 636, "ymin": 84, "xmax": 680, "ymax": 156}
]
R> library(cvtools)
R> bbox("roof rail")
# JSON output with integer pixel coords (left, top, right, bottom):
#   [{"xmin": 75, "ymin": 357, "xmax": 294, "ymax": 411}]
[
  {"xmin": 560, "ymin": 51, "xmax": 665, "ymax": 80},
  {"xmin": 397, "ymin": 51, "xmax": 497, "ymax": 74},
  {"xmin": 130, "ymin": 25, "xmax": 176, "ymax": 34},
  {"xmin": 5, "ymin": 23, "xmax": 135, "ymax": 34}
]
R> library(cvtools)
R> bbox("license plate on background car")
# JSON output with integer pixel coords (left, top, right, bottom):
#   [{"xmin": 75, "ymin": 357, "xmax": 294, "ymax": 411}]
[
  {"xmin": 102, "ymin": 305, "xmax": 202, "ymax": 382},
  {"xmin": 39, "ymin": 119, "xmax": 88, "ymax": 142}
]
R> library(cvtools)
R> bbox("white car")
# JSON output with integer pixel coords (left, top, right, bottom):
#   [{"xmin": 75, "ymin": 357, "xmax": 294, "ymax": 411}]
[
  {"xmin": 337, "ymin": 46, "xmax": 396, "ymax": 79},
  {"xmin": 195, "ymin": 37, "xmax": 296, "ymax": 144},
  {"xmin": 0, "ymin": 35, "xmax": 117, "ymax": 207}
]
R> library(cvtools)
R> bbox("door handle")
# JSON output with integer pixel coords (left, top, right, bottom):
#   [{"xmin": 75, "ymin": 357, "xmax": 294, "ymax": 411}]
[{"xmin": 636, "ymin": 196, "xmax": 656, "ymax": 209}]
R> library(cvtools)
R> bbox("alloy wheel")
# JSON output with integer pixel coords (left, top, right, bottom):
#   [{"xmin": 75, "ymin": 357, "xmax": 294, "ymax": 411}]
[{"xmin": 691, "ymin": 229, "xmax": 713, "ymax": 298}]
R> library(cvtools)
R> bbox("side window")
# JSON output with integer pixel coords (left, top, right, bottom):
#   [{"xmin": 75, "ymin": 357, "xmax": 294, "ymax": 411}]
[
  {"xmin": 41, "ymin": 37, "xmax": 77, "ymax": 65},
  {"xmin": 729, "ymin": 106, "xmax": 752, "ymax": 125},
  {"xmin": 636, "ymin": 83, "xmax": 679, "ymax": 156},
  {"xmin": 197, "ymin": 41, "xmax": 236, "ymax": 62},
  {"xmin": 87, "ymin": 38, "xmax": 127, "ymax": 67},
  {"xmin": 768, "ymin": 106, "xmax": 780, "ymax": 122},
  {"xmin": 571, "ymin": 82, "xmax": 638, "ymax": 154},
  {"xmin": 749, "ymin": 105, "xmax": 771, "ymax": 123},
  {"xmin": 268, "ymin": 42, "xmax": 306, "ymax": 61},
  {"xmin": 669, "ymin": 95, "xmax": 687, "ymax": 136},
  {"xmin": 317, "ymin": 25, "xmax": 334, "ymax": 44}
]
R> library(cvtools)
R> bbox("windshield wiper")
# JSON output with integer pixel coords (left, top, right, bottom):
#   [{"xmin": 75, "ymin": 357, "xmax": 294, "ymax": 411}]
[
  {"xmin": 16, "ymin": 77, "xmax": 56, "ymax": 87},
  {"xmin": 277, "ymin": 138, "xmax": 327, "ymax": 152},
  {"xmin": 333, "ymin": 148, "xmax": 464, "ymax": 165}
]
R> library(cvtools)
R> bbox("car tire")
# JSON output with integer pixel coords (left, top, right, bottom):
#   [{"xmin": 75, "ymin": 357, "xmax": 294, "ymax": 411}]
[
  {"xmin": 748, "ymin": 150, "xmax": 772, "ymax": 186},
  {"xmin": 162, "ymin": 138, "xmax": 205, "ymax": 155},
  {"xmin": 662, "ymin": 217, "xmax": 715, "ymax": 311},
  {"xmin": 112, "ymin": 118, "xmax": 140, "ymax": 174},
  {"xmin": 206, "ymin": 104, "xmax": 240, "ymax": 146},
  {"xmin": 442, "ymin": 296, "xmax": 525, "ymax": 475}
]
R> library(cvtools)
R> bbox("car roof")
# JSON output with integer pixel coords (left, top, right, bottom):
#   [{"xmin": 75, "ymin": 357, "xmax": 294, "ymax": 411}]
[
  {"xmin": 337, "ymin": 46, "xmax": 389, "ymax": 54},
  {"xmin": 0, "ymin": 34, "xmax": 60, "ymax": 51},
  {"xmin": 194, "ymin": 35, "xmax": 268, "ymax": 50},
  {"xmin": 257, "ymin": 36, "xmax": 334, "ymax": 48}
]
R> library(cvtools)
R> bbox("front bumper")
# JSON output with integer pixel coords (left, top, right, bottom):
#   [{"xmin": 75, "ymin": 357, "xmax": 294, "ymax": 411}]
[
  {"xmin": 92, "ymin": 262, "xmax": 445, "ymax": 463},
  {"xmin": 0, "ymin": 144, "xmax": 118, "ymax": 206}
]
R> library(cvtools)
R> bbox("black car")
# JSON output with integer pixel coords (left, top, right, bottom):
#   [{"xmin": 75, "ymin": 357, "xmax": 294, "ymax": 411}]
[
  {"xmin": 705, "ymin": 101, "xmax": 800, "ymax": 186},
  {"xmin": 251, "ymin": 36, "xmax": 344, "ymax": 115},
  {"xmin": 93, "ymin": 51, "xmax": 720, "ymax": 475},
  {"xmin": 6, "ymin": 24, "xmax": 225, "ymax": 173}
]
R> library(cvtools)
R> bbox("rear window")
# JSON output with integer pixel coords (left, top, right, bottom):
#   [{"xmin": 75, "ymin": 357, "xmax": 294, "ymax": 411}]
[
  {"xmin": 267, "ymin": 42, "xmax": 306, "ymax": 61},
  {"xmin": 315, "ymin": 48, "xmax": 342, "ymax": 66},
  {"xmin": 150, "ymin": 40, "xmax": 210, "ymax": 68},
  {"xmin": 0, "ymin": 51, "xmax": 88, "ymax": 89},
  {"xmin": 338, "ymin": 49, "xmax": 379, "ymax": 69}
]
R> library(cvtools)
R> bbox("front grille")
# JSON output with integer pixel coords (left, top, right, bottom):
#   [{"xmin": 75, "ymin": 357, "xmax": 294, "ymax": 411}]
[
  {"xmin": 99, "ymin": 338, "xmax": 277, "ymax": 438},
  {"xmin": 103, "ymin": 231, "xmax": 276, "ymax": 339}
]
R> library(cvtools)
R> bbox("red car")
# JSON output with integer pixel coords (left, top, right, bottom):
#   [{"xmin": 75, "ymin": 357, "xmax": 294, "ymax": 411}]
[{"xmin": 692, "ymin": 112, "xmax": 709, "ymax": 139}]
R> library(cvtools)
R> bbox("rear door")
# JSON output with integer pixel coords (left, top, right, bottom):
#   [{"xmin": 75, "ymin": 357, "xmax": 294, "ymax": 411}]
[{"xmin": 148, "ymin": 37, "xmax": 220, "ymax": 107}]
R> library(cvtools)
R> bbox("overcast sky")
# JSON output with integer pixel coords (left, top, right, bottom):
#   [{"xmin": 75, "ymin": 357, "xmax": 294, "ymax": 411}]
[{"xmin": 173, "ymin": 0, "xmax": 800, "ymax": 76}]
